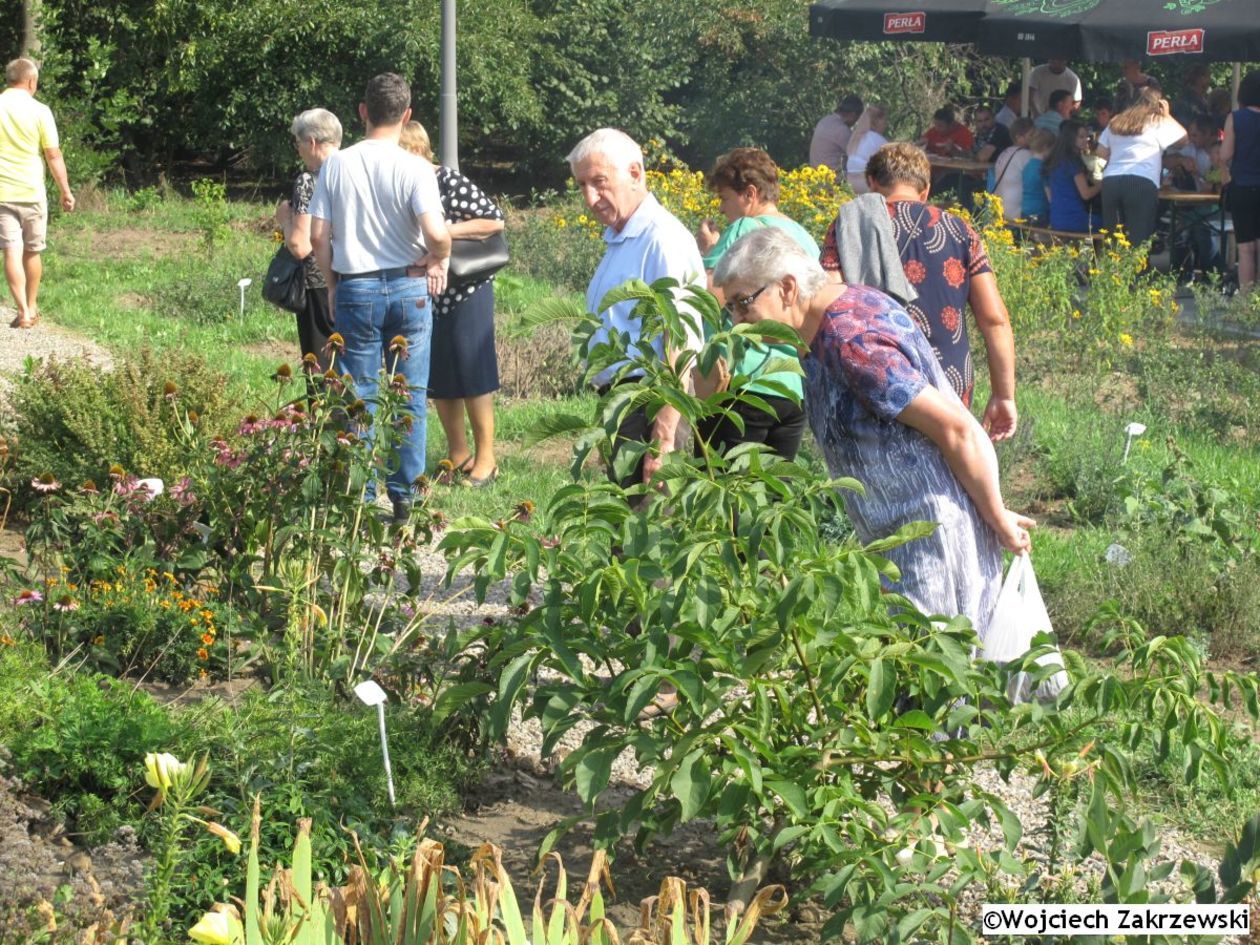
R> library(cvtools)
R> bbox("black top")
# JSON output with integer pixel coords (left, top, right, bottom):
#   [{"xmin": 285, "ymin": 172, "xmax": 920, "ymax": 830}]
[{"xmin": 291, "ymin": 171, "xmax": 326, "ymax": 290}]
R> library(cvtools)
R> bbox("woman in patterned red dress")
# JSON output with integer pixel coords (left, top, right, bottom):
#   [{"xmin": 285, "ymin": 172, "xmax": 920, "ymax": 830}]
[
  {"xmin": 820, "ymin": 142, "xmax": 1018, "ymax": 442},
  {"xmin": 715, "ymin": 227, "xmax": 1033, "ymax": 644}
]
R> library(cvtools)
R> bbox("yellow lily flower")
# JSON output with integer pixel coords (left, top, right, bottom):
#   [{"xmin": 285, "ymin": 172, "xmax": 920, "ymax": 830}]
[
  {"xmin": 188, "ymin": 907, "xmax": 243, "ymax": 945},
  {"xmin": 144, "ymin": 752, "xmax": 188, "ymax": 793},
  {"xmin": 205, "ymin": 822, "xmax": 241, "ymax": 855}
]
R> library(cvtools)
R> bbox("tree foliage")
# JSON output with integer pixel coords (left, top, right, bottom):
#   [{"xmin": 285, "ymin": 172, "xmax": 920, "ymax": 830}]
[{"xmin": 10, "ymin": 0, "xmax": 1012, "ymax": 185}]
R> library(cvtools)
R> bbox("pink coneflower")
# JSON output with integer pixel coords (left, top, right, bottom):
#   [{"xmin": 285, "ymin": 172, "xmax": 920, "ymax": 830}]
[
  {"xmin": 53, "ymin": 595, "xmax": 79, "ymax": 612},
  {"xmin": 169, "ymin": 477, "xmax": 196, "ymax": 507},
  {"xmin": 388, "ymin": 372, "xmax": 410, "ymax": 395},
  {"xmin": 108, "ymin": 464, "xmax": 126, "ymax": 481},
  {"xmin": 13, "ymin": 589, "xmax": 43, "ymax": 606},
  {"xmin": 80, "ymin": 479, "xmax": 100, "ymax": 495},
  {"xmin": 272, "ymin": 363, "xmax": 293, "ymax": 383},
  {"xmin": 324, "ymin": 332, "xmax": 345, "ymax": 356},
  {"xmin": 31, "ymin": 474, "xmax": 61, "ymax": 494},
  {"xmin": 238, "ymin": 415, "xmax": 264, "ymax": 436},
  {"xmin": 388, "ymin": 335, "xmax": 410, "ymax": 360},
  {"xmin": 162, "ymin": 381, "xmax": 178, "ymax": 401},
  {"xmin": 302, "ymin": 352, "xmax": 320, "ymax": 371}
]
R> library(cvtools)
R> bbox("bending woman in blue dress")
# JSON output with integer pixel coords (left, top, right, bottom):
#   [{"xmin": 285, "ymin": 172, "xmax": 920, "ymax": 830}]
[{"xmin": 712, "ymin": 227, "xmax": 1033, "ymax": 641}]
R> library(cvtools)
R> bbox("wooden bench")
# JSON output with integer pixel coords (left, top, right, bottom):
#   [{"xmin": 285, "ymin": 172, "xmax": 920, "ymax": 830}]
[{"xmin": 1010, "ymin": 223, "xmax": 1102, "ymax": 248}]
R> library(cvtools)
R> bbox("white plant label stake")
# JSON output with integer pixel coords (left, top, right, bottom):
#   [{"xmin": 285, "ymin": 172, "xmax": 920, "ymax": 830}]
[
  {"xmin": 1122, "ymin": 421, "xmax": 1147, "ymax": 464},
  {"xmin": 353, "ymin": 679, "xmax": 396, "ymax": 807},
  {"xmin": 236, "ymin": 278, "xmax": 252, "ymax": 319}
]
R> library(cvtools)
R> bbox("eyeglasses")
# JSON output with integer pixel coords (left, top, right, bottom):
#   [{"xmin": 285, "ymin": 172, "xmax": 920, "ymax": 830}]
[{"xmin": 726, "ymin": 283, "xmax": 770, "ymax": 317}]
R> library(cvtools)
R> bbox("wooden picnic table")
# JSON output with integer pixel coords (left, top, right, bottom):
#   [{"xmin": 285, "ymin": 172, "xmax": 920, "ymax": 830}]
[
  {"xmin": 1158, "ymin": 188, "xmax": 1226, "ymax": 272},
  {"xmin": 927, "ymin": 154, "xmax": 992, "ymax": 204}
]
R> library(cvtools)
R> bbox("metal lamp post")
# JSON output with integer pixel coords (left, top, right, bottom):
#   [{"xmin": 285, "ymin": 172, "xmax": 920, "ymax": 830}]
[{"xmin": 440, "ymin": 0, "xmax": 459, "ymax": 170}]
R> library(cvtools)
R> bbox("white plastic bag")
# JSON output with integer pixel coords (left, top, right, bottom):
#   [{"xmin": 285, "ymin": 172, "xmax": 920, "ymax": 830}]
[{"xmin": 981, "ymin": 554, "xmax": 1069, "ymax": 704}]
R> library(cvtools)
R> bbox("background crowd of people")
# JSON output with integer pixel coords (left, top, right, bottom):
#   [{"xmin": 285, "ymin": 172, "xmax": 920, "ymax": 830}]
[{"xmin": 810, "ymin": 62, "xmax": 1260, "ymax": 290}]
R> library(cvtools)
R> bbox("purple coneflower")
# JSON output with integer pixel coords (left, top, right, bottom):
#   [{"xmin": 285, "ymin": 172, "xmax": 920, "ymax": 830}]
[
  {"xmin": 31, "ymin": 473, "xmax": 61, "ymax": 494},
  {"xmin": 53, "ymin": 595, "xmax": 79, "ymax": 612},
  {"xmin": 13, "ymin": 589, "xmax": 43, "ymax": 606}
]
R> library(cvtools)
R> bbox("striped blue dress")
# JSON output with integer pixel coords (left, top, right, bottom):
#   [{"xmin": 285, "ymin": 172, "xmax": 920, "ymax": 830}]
[{"xmin": 804, "ymin": 284, "xmax": 1002, "ymax": 642}]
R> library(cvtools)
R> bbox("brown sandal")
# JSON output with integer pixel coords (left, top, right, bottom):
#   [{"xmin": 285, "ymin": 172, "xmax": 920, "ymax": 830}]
[{"xmin": 10, "ymin": 313, "xmax": 40, "ymax": 329}]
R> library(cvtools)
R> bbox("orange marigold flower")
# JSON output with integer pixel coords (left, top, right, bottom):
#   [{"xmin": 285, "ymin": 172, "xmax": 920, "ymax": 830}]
[
  {"xmin": 201, "ymin": 632, "xmax": 215, "ymax": 645},
  {"xmin": 196, "ymin": 648, "xmax": 209, "ymax": 661}
]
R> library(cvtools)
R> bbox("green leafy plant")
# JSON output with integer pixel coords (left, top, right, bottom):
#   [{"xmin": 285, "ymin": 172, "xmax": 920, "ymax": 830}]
[
  {"xmin": 191, "ymin": 178, "xmax": 232, "ymax": 253},
  {"xmin": 436, "ymin": 277, "xmax": 1260, "ymax": 942},
  {"xmin": 2, "ymin": 348, "xmax": 232, "ymax": 512}
]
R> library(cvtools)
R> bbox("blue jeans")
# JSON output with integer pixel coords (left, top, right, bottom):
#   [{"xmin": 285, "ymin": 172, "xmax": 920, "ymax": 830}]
[{"xmin": 335, "ymin": 272, "xmax": 431, "ymax": 502}]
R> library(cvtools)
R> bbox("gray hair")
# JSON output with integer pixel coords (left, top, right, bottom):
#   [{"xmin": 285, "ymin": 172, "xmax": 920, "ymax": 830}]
[
  {"xmin": 290, "ymin": 108, "xmax": 343, "ymax": 147},
  {"xmin": 5, "ymin": 58, "xmax": 38, "ymax": 85},
  {"xmin": 565, "ymin": 128, "xmax": 644, "ymax": 174},
  {"xmin": 712, "ymin": 228, "xmax": 828, "ymax": 301}
]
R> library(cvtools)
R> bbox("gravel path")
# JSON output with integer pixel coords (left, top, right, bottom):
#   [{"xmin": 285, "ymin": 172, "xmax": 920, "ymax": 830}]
[{"xmin": 0, "ymin": 304, "xmax": 113, "ymax": 397}]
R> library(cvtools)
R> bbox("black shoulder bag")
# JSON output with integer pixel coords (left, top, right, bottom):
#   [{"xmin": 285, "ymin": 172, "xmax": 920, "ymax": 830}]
[
  {"xmin": 263, "ymin": 246, "xmax": 307, "ymax": 313},
  {"xmin": 448, "ymin": 231, "xmax": 510, "ymax": 286}
]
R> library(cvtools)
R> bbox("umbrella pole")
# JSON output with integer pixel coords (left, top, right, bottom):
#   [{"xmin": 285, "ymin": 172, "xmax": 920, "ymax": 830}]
[
  {"xmin": 1021, "ymin": 58, "xmax": 1031, "ymax": 117},
  {"xmin": 1233, "ymin": 63, "xmax": 1242, "ymax": 109}
]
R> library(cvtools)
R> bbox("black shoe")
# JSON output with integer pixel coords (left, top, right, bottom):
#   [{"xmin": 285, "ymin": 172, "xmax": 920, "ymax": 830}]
[{"xmin": 391, "ymin": 499, "xmax": 412, "ymax": 525}]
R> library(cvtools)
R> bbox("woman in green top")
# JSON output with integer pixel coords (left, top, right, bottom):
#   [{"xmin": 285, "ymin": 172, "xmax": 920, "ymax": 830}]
[{"xmin": 693, "ymin": 147, "xmax": 819, "ymax": 460}]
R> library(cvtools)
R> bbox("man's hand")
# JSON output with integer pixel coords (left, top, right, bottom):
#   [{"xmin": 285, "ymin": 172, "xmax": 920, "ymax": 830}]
[
  {"xmin": 412, "ymin": 251, "xmax": 449, "ymax": 299},
  {"xmin": 695, "ymin": 219, "xmax": 720, "ymax": 254},
  {"xmin": 642, "ymin": 438, "xmax": 675, "ymax": 489},
  {"xmin": 60, "ymin": 191, "xmax": 75, "ymax": 213},
  {"xmin": 981, "ymin": 396, "xmax": 1018, "ymax": 442}
]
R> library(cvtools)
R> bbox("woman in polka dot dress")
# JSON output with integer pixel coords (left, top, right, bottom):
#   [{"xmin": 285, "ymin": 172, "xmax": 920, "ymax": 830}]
[{"xmin": 401, "ymin": 122, "xmax": 505, "ymax": 486}]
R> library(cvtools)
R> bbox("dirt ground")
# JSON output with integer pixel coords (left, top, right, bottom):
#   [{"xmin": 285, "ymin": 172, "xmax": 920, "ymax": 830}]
[{"xmin": 440, "ymin": 763, "xmax": 821, "ymax": 941}]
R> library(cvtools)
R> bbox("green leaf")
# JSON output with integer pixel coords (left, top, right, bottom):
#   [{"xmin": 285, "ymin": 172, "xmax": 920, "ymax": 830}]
[
  {"xmin": 866, "ymin": 659, "xmax": 895, "ymax": 720},
  {"xmin": 766, "ymin": 779, "xmax": 809, "ymax": 818},
  {"xmin": 573, "ymin": 744, "xmax": 618, "ymax": 807},
  {"xmin": 669, "ymin": 749, "xmax": 711, "ymax": 822},
  {"xmin": 429, "ymin": 682, "xmax": 494, "ymax": 726}
]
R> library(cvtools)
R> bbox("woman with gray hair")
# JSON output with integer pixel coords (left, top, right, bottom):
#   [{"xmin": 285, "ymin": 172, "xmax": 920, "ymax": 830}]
[
  {"xmin": 713, "ymin": 227, "xmax": 1032, "ymax": 643},
  {"xmin": 275, "ymin": 108, "xmax": 342, "ymax": 371}
]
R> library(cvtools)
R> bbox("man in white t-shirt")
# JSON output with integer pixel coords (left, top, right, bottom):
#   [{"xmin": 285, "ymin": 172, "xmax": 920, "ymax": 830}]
[
  {"xmin": 1028, "ymin": 60, "xmax": 1082, "ymax": 117},
  {"xmin": 567, "ymin": 128, "xmax": 704, "ymax": 489},
  {"xmin": 309, "ymin": 72, "xmax": 450, "ymax": 521},
  {"xmin": 0, "ymin": 58, "xmax": 75, "ymax": 330}
]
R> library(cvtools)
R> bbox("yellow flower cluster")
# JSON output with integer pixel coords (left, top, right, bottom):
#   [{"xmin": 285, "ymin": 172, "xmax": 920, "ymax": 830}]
[{"xmin": 644, "ymin": 163, "xmax": 849, "ymax": 244}]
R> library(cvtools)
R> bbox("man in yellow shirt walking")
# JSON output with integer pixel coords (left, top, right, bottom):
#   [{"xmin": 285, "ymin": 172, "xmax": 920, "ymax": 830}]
[{"xmin": 1, "ymin": 58, "xmax": 74, "ymax": 329}]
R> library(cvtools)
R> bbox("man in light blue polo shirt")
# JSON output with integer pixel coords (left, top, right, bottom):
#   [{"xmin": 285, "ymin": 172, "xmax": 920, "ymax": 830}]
[{"xmin": 567, "ymin": 128, "xmax": 705, "ymax": 489}]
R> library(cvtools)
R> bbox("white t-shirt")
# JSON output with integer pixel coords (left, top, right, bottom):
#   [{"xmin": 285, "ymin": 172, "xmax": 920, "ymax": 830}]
[
  {"xmin": 845, "ymin": 131, "xmax": 888, "ymax": 177},
  {"xmin": 308, "ymin": 139, "xmax": 442, "ymax": 274},
  {"xmin": 1098, "ymin": 118, "xmax": 1187, "ymax": 187},
  {"xmin": 992, "ymin": 146, "xmax": 1033, "ymax": 222},
  {"xmin": 1028, "ymin": 63, "xmax": 1082, "ymax": 116}
]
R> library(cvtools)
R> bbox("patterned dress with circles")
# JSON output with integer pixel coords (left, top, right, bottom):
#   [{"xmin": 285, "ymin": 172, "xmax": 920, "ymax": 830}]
[{"xmin": 821, "ymin": 199, "xmax": 992, "ymax": 407}]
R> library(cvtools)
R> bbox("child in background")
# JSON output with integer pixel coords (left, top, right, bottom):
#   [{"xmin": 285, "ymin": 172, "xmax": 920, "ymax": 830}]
[{"xmin": 1020, "ymin": 128, "xmax": 1056, "ymax": 226}]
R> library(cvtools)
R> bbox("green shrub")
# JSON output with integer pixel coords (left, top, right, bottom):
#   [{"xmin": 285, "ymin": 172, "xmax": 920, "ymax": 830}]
[
  {"xmin": 175, "ymin": 683, "xmax": 483, "ymax": 916},
  {"xmin": 503, "ymin": 197, "xmax": 604, "ymax": 294},
  {"xmin": 0, "ymin": 644, "xmax": 186, "ymax": 845},
  {"xmin": 2, "ymin": 348, "xmax": 233, "ymax": 510}
]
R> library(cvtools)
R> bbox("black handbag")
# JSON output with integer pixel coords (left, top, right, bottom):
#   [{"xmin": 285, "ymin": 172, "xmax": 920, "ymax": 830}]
[
  {"xmin": 262, "ymin": 246, "xmax": 307, "ymax": 313},
  {"xmin": 448, "ymin": 231, "xmax": 509, "ymax": 285}
]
